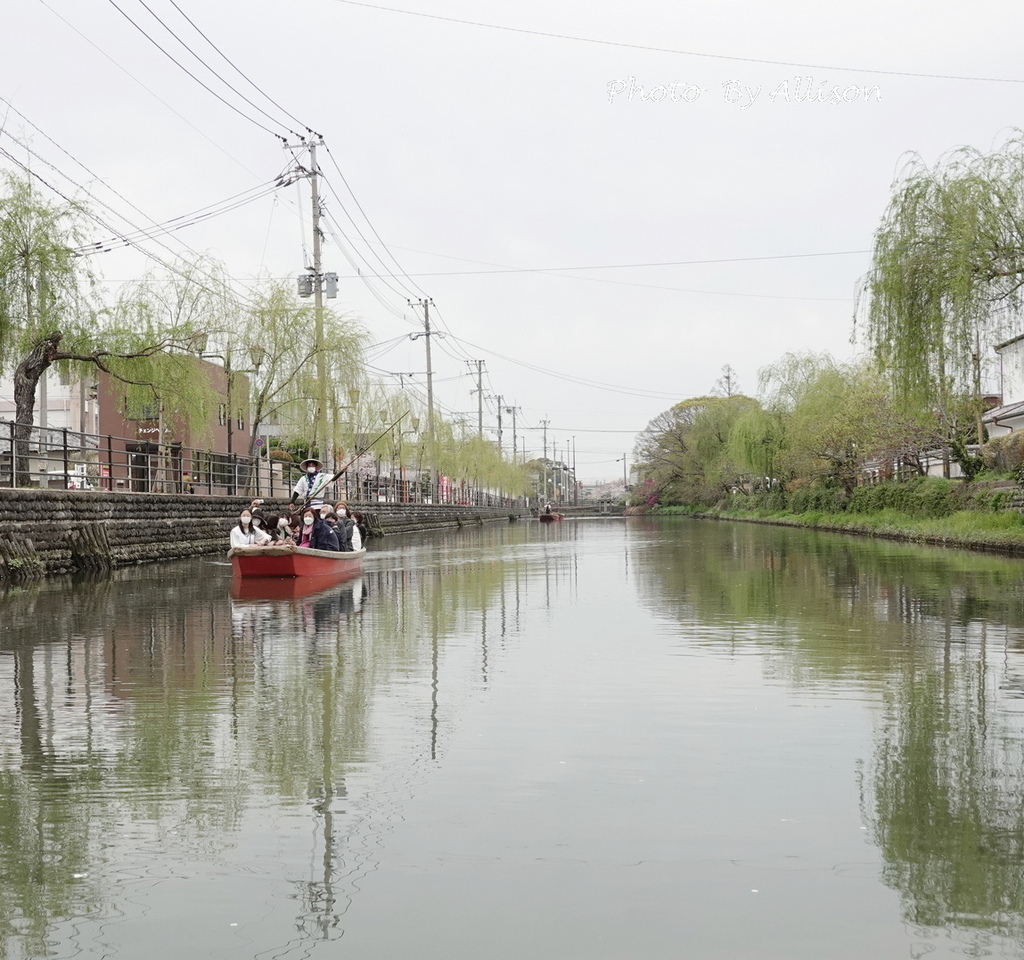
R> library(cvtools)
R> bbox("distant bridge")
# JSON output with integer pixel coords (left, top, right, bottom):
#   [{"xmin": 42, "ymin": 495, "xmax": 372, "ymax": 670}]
[{"xmin": 544, "ymin": 503, "xmax": 625, "ymax": 518}]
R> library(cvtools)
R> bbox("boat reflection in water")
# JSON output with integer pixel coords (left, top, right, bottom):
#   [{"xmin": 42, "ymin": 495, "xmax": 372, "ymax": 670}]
[
  {"xmin": 229, "ymin": 543, "xmax": 366, "ymax": 578},
  {"xmin": 230, "ymin": 565, "xmax": 364, "ymax": 601}
]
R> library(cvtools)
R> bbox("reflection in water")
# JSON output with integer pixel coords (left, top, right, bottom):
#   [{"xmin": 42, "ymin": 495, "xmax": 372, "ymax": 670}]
[
  {"xmin": 6, "ymin": 519, "xmax": 1024, "ymax": 957},
  {"xmin": 632, "ymin": 518, "xmax": 1024, "ymax": 955},
  {"xmin": 0, "ymin": 524, "xmax": 570, "ymax": 958}
]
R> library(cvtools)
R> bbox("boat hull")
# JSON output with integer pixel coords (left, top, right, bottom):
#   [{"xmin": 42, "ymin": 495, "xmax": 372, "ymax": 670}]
[
  {"xmin": 538, "ymin": 513, "xmax": 564, "ymax": 523},
  {"xmin": 229, "ymin": 544, "xmax": 365, "ymax": 578}
]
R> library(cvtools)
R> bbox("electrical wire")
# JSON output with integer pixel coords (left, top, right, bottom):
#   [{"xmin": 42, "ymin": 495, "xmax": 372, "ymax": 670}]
[
  {"xmin": 128, "ymin": 0, "xmax": 306, "ymax": 138},
  {"xmin": 328, "ymin": 248, "xmax": 871, "ymax": 278},
  {"xmin": 331, "ymin": 0, "xmax": 1024, "ymax": 85},
  {"xmin": 356, "ymin": 239, "xmax": 857, "ymax": 302},
  {"xmin": 446, "ymin": 333, "xmax": 686, "ymax": 400},
  {"xmin": 318, "ymin": 166, "xmax": 425, "ymax": 303},
  {"xmin": 322, "ymin": 141, "xmax": 430, "ymax": 298},
  {"xmin": 34, "ymin": 0, "xmax": 267, "ymax": 178},
  {"xmin": 0, "ymin": 140, "xmax": 263, "ymax": 313},
  {"xmin": 104, "ymin": 0, "xmax": 290, "ymax": 139},
  {"xmin": 75, "ymin": 180, "xmax": 281, "ymax": 254},
  {"xmin": 163, "ymin": 0, "xmax": 317, "ymax": 135}
]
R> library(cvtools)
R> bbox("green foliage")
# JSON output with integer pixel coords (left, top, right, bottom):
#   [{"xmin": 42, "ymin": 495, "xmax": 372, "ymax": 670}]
[
  {"xmin": 0, "ymin": 170, "xmax": 92, "ymax": 360},
  {"xmin": 632, "ymin": 395, "xmax": 759, "ymax": 506},
  {"xmin": 848, "ymin": 477, "xmax": 963, "ymax": 517},
  {"xmin": 864, "ymin": 135, "xmax": 1024, "ymax": 418},
  {"xmin": 981, "ymin": 432, "xmax": 1024, "ymax": 473},
  {"xmin": 949, "ymin": 437, "xmax": 985, "ymax": 482},
  {"xmin": 787, "ymin": 485, "xmax": 847, "ymax": 514},
  {"xmin": 231, "ymin": 281, "xmax": 370, "ymax": 460}
]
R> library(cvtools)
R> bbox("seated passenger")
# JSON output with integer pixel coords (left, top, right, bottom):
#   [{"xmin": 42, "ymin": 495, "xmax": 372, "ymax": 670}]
[
  {"xmin": 333, "ymin": 501, "xmax": 355, "ymax": 551},
  {"xmin": 297, "ymin": 508, "xmax": 316, "ymax": 547},
  {"xmin": 311, "ymin": 513, "xmax": 340, "ymax": 551},
  {"xmin": 350, "ymin": 510, "xmax": 367, "ymax": 551},
  {"xmin": 230, "ymin": 509, "xmax": 271, "ymax": 548},
  {"xmin": 297, "ymin": 507, "xmax": 340, "ymax": 551},
  {"xmin": 261, "ymin": 514, "xmax": 286, "ymax": 543}
]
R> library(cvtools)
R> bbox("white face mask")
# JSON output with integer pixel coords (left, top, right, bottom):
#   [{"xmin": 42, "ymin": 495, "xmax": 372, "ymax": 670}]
[
  {"xmin": 240, "ymin": 515, "xmax": 251, "ymax": 525},
  {"xmin": 278, "ymin": 518, "xmax": 289, "ymax": 529},
  {"xmin": 304, "ymin": 516, "xmax": 315, "ymax": 526},
  {"xmin": 307, "ymin": 466, "xmax": 317, "ymax": 474},
  {"xmin": 337, "ymin": 508, "xmax": 347, "ymax": 516}
]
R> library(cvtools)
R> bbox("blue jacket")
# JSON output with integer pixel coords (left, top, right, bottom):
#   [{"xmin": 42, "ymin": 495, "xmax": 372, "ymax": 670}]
[{"xmin": 310, "ymin": 517, "xmax": 340, "ymax": 551}]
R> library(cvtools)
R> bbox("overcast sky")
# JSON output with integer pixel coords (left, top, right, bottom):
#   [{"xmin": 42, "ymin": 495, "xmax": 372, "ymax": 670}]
[{"xmin": 4, "ymin": 0, "xmax": 1023, "ymax": 480}]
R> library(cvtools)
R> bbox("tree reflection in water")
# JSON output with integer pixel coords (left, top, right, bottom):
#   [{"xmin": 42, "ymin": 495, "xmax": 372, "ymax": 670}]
[
  {"xmin": 632, "ymin": 517, "xmax": 1024, "ymax": 952},
  {"xmin": 0, "ymin": 523, "xmax": 546, "ymax": 958}
]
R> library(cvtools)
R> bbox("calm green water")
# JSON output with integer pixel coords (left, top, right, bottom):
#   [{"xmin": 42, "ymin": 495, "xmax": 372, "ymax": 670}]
[{"xmin": 3, "ymin": 517, "xmax": 1024, "ymax": 959}]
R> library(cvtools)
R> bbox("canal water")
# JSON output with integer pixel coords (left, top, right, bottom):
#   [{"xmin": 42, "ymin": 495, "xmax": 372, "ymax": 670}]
[{"xmin": 3, "ymin": 517, "xmax": 1024, "ymax": 959}]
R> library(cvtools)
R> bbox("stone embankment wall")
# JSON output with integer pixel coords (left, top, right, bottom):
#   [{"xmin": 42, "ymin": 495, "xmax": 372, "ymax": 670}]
[{"xmin": 0, "ymin": 490, "xmax": 525, "ymax": 579}]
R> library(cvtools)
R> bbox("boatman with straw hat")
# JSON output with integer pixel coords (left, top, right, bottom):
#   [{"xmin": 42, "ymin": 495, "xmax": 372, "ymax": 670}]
[{"xmin": 290, "ymin": 458, "xmax": 335, "ymax": 510}]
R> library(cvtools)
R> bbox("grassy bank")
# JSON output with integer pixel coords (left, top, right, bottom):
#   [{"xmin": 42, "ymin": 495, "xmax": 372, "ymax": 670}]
[{"xmin": 650, "ymin": 481, "xmax": 1024, "ymax": 555}]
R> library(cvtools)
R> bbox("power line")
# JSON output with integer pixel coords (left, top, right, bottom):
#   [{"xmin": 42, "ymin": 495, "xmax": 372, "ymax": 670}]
[
  {"xmin": 0, "ymin": 141, "xmax": 262, "ymax": 313},
  {"xmin": 327, "ymin": 249, "xmax": 870, "ymax": 279},
  {"xmin": 128, "ymin": 0, "xmax": 306, "ymax": 137},
  {"xmin": 332, "ymin": 0, "xmax": 1024, "ymax": 85},
  {"xmin": 318, "ymin": 164, "xmax": 425, "ymax": 303},
  {"xmin": 357, "ymin": 239, "xmax": 858, "ymax": 302},
  {"xmin": 103, "ymin": 0, "xmax": 288, "ymax": 139},
  {"xmin": 322, "ymin": 141, "xmax": 430, "ymax": 299},
  {"xmin": 163, "ymin": 0, "xmax": 317, "ymax": 135},
  {"xmin": 75, "ymin": 180, "xmax": 281, "ymax": 254},
  {"xmin": 445, "ymin": 333, "xmax": 685, "ymax": 400},
  {"xmin": 34, "ymin": 0, "xmax": 268, "ymax": 177}
]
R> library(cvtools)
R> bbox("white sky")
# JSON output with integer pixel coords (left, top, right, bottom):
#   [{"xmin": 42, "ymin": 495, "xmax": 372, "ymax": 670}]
[{"xmin": 4, "ymin": 0, "xmax": 1023, "ymax": 480}]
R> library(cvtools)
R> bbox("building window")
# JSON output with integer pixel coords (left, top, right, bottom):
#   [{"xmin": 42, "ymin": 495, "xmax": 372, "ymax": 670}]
[
  {"xmin": 218, "ymin": 403, "xmax": 227, "ymax": 426},
  {"xmin": 236, "ymin": 410, "xmax": 244, "ymax": 431}
]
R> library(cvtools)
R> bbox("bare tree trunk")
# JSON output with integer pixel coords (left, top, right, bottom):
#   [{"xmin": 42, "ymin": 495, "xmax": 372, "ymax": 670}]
[{"xmin": 13, "ymin": 332, "xmax": 63, "ymax": 486}]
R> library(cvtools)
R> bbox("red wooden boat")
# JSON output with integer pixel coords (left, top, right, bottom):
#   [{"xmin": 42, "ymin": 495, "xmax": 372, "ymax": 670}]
[
  {"xmin": 538, "ymin": 513, "xmax": 564, "ymax": 523},
  {"xmin": 229, "ymin": 543, "xmax": 366, "ymax": 578}
]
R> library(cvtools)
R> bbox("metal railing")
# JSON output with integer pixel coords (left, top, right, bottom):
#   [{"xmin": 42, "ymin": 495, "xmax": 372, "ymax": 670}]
[{"xmin": 0, "ymin": 419, "xmax": 525, "ymax": 508}]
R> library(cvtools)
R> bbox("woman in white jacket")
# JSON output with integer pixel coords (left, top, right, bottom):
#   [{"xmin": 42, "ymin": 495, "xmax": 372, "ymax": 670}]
[{"xmin": 230, "ymin": 509, "xmax": 272, "ymax": 548}]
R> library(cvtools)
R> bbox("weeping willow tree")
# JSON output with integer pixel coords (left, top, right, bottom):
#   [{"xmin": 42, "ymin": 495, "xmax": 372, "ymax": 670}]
[
  {"xmin": 729, "ymin": 405, "xmax": 787, "ymax": 489},
  {"xmin": 99, "ymin": 255, "xmax": 242, "ymax": 445},
  {"xmin": 227, "ymin": 282, "xmax": 369, "ymax": 466},
  {"xmin": 429, "ymin": 418, "xmax": 526, "ymax": 500},
  {"xmin": 0, "ymin": 171, "xmax": 220, "ymax": 483},
  {"xmin": 863, "ymin": 135, "xmax": 1024, "ymax": 447}
]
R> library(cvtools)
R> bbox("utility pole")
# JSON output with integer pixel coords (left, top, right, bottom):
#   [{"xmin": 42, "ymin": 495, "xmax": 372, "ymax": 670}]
[
  {"xmin": 487, "ymin": 390, "xmax": 503, "ymax": 450},
  {"xmin": 504, "ymin": 405, "xmax": 519, "ymax": 465},
  {"xmin": 540, "ymin": 418, "xmax": 550, "ymax": 503},
  {"xmin": 572, "ymin": 435, "xmax": 578, "ymax": 505},
  {"xmin": 309, "ymin": 140, "xmax": 327, "ymax": 461},
  {"xmin": 467, "ymin": 360, "xmax": 485, "ymax": 439},
  {"xmin": 409, "ymin": 299, "xmax": 437, "ymax": 496}
]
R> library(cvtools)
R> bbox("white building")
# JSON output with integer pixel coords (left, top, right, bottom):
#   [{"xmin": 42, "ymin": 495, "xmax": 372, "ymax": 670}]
[
  {"xmin": 0, "ymin": 370, "xmax": 100, "ymax": 434},
  {"xmin": 984, "ymin": 334, "xmax": 1024, "ymax": 437}
]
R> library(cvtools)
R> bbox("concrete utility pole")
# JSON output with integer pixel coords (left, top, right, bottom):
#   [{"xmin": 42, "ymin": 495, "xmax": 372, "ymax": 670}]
[
  {"xmin": 409, "ymin": 299, "xmax": 437, "ymax": 494},
  {"xmin": 572, "ymin": 435, "xmax": 577, "ymax": 505},
  {"xmin": 505, "ymin": 405, "xmax": 519, "ymax": 465},
  {"xmin": 541, "ymin": 418, "xmax": 550, "ymax": 502},
  {"xmin": 467, "ymin": 360, "xmax": 485, "ymax": 439},
  {"xmin": 487, "ymin": 394, "xmax": 503, "ymax": 451},
  {"xmin": 309, "ymin": 140, "xmax": 327, "ymax": 460}
]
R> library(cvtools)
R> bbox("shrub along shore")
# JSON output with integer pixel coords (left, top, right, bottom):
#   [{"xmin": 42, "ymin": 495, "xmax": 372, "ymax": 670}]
[{"xmin": 650, "ymin": 476, "xmax": 1024, "ymax": 557}]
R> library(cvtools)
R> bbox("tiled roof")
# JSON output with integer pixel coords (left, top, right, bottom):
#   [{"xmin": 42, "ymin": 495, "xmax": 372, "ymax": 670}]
[{"xmin": 983, "ymin": 399, "xmax": 1024, "ymax": 422}]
